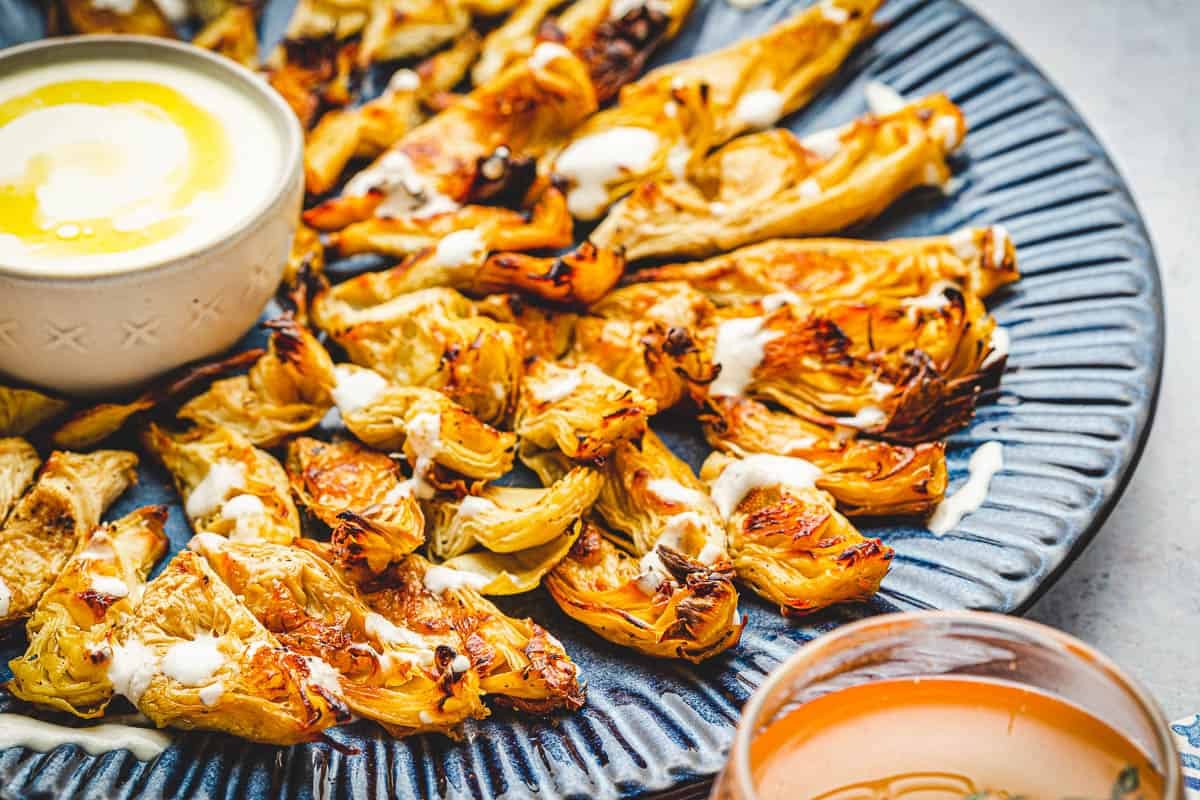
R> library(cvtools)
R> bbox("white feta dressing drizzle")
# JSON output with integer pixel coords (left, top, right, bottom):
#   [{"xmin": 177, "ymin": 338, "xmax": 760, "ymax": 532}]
[
  {"xmin": 733, "ymin": 89, "xmax": 784, "ymax": 130},
  {"xmin": 666, "ymin": 143, "xmax": 690, "ymax": 179},
  {"xmin": 709, "ymin": 454, "xmax": 822, "ymax": 518},
  {"xmin": 536, "ymin": 370, "xmax": 582, "ymax": 403},
  {"xmin": 302, "ymin": 656, "xmax": 343, "ymax": 695},
  {"xmin": 450, "ymin": 654, "xmax": 472, "ymax": 674},
  {"xmin": 990, "ymin": 224, "xmax": 1011, "ymax": 266},
  {"xmin": 609, "ymin": 0, "xmax": 667, "ymax": 17},
  {"xmin": 363, "ymin": 612, "xmax": 434, "ymax": 661},
  {"xmin": 983, "ymin": 326, "xmax": 1010, "ymax": 368},
  {"xmin": 331, "ymin": 365, "xmax": 388, "ymax": 417},
  {"xmin": 931, "ymin": 113, "xmax": 962, "ymax": 151},
  {"xmin": 381, "ymin": 481, "xmax": 414, "ymax": 505},
  {"xmin": 834, "ymin": 405, "xmax": 887, "ymax": 431},
  {"xmin": 659, "ymin": 511, "xmax": 726, "ymax": 565},
  {"xmin": 0, "ymin": 577, "xmax": 10, "ymax": 617},
  {"xmin": 344, "ymin": 151, "xmax": 459, "ymax": 219},
  {"xmin": 0, "ymin": 714, "xmax": 170, "ymax": 761},
  {"xmin": 76, "ymin": 536, "xmax": 116, "ymax": 561},
  {"xmin": 902, "ymin": 281, "xmax": 955, "ymax": 313},
  {"xmin": 818, "ymin": 0, "xmax": 849, "ymax": 23},
  {"xmin": 386, "ymin": 69, "xmax": 421, "ymax": 94},
  {"xmin": 89, "ymin": 575, "xmax": 130, "ymax": 599},
  {"xmin": 709, "ymin": 316, "xmax": 781, "ymax": 397},
  {"xmin": 927, "ymin": 442, "xmax": 1004, "ymax": 535},
  {"xmin": 90, "ymin": 0, "xmax": 138, "ymax": 14},
  {"xmin": 186, "ymin": 461, "xmax": 246, "ymax": 519},
  {"xmin": 798, "ymin": 177, "xmax": 822, "ymax": 199},
  {"xmin": 221, "ymin": 493, "xmax": 265, "ymax": 520},
  {"xmin": 634, "ymin": 550, "xmax": 670, "ymax": 595},
  {"xmin": 404, "ymin": 412, "xmax": 442, "ymax": 499},
  {"xmin": 864, "ymin": 80, "xmax": 906, "ymax": 116},
  {"xmin": 801, "ymin": 126, "xmax": 844, "ymax": 160},
  {"xmin": 528, "ymin": 42, "xmax": 573, "ymax": 69},
  {"xmin": 198, "ymin": 682, "xmax": 224, "ymax": 707},
  {"xmin": 555, "ymin": 127, "xmax": 660, "ymax": 219},
  {"xmin": 106, "ymin": 639, "xmax": 159, "ymax": 706},
  {"xmin": 646, "ymin": 479, "xmax": 709, "ymax": 508},
  {"xmin": 760, "ymin": 291, "xmax": 801, "ymax": 312},
  {"xmin": 948, "ymin": 226, "xmax": 980, "ymax": 261},
  {"xmin": 433, "ymin": 228, "xmax": 487, "ymax": 268},
  {"xmin": 423, "ymin": 564, "xmax": 490, "ymax": 595},
  {"xmin": 161, "ymin": 634, "xmax": 225, "ymax": 687},
  {"xmin": 151, "ymin": 0, "xmax": 188, "ymax": 22}
]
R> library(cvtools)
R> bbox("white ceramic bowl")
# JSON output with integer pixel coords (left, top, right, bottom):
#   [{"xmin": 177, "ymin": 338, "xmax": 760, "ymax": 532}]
[{"xmin": 0, "ymin": 36, "xmax": 303, "ymax": 396}]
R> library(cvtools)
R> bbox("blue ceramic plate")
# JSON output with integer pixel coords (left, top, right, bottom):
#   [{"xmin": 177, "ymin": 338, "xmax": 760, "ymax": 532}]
[{"xmin": 0, "ymin": 0, "xmax": 1164, "ymax": 797}]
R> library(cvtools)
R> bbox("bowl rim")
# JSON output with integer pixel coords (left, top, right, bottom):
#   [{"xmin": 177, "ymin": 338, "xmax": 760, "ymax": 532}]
[{"xmin": 0, "ymin": 34, "xmax": 304, "ymax": 283}]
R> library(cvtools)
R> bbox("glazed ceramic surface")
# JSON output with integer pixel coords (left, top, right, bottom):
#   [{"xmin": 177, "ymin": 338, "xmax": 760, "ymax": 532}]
[
  {"xmin": 0, "ymin": 0, "xmax": 1165, "ymax": 797},
  {"xmin": 0, "ymin": 37, "xmax": 303, "ymax": 396}
]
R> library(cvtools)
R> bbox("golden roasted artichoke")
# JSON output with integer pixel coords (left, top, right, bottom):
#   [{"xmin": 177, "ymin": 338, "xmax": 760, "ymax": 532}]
[
  {"xmin": 516, "ymin": 360, "xmax": 657, "ymax": 464},
  {"xmin": 700, "ymin": 451, "xmax": 893, "ymax": 616},
  {"xmin": 548, "ymin": 0, "xmax": 882, "ymax": 219},
  {"xmin": 143, "ymin": 424, "xmax": 300, "ymax": 544},
  {"xmin": 359, "ymin": 553, "xmax": 585, "ymax": 713},
  {"xmin": 287, "ymin": 436, "xmax": 425, "ymax": 575},
  {"xmin": 625, "ymin": 226, "xmax": 1021, "ymax": 305},
  {"xmin": 0, "ymin": 449, "xmax": 138, "ymax": 627},
  {"xmin": 0, "ymin": 438, "xmax": 39, "ymax": 525},
  {"xmin": 7, "ymin": 506, "xmax": 169, "ymax": 718},
  {"xmin": 102, "ymin": 550, "xmax": 351, "ymax": 744},
  {"xmin": 703, "ymin": 396, "xmax": 947, "ymax": 518},
  {"xmin": 177, "ymin": 318, "xmax": 336, "ymax": 448},
  {"xmin": 304, "ymin": 47, "xmax": 597, "ymax": 231},
  {"xmin": 702, "ymin": 287, "xmax": 1002, "ymax": 444},
  {"xmin": 0, "ymin": 385, "xmax": 68, "ymax": 437},
  {"xmin": 591, "ymin": 93, "xmax": 966, "ymax": 260},
  {"xmin": 335, "ymin": 367, "xmax": 517, "ymax": 488},
  {"xmin": 316, "ymin": 289, "xmax": 524, "ymax": 424},
  {"xmin": 192, "ymin": 536, "xmax": 488, "ymax": 736},
  {"xmin": 545, "ymin": 521, "xmax": 742, "ymax": 662}
]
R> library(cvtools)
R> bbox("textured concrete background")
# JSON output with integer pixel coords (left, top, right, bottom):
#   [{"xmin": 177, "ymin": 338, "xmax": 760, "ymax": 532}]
[{"xmin": 971, "ymin": 0, "xmax": 1200, "ymax": 718}]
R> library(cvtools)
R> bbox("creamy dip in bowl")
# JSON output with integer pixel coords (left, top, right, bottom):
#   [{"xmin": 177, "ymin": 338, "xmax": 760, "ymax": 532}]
[{"xmin": 0, "ymin": 36, "xmax": 303, "ymax": 395}]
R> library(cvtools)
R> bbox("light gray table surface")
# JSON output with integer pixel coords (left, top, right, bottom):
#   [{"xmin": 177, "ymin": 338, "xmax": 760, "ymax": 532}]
[{"xmin": 970, "ymin": 0, "xmax": 1198, "ymax": 719}]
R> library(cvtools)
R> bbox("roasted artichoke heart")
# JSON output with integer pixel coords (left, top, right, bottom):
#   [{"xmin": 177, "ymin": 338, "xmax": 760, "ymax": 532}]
[
  {"xmin": 475, "ymin": 293, "xmax": 579, "ymax": 362},
  {"xmin": 430, "ymin": 520, "xmax": 583, "ymax": 596},
  {"xmin": 548, "ymin": 0, "xmax": 881, "ymax": 219},
  {"xmin": 330, "ymin": 185, "xmax": 572, "ymax": 261},
  {"xmin": 701, "ymin": 452, "xmax": 893, "ymax": 616},
  {"xmin": 304, "ymin": 63, "xmax": 432, "ymax": 195},
  {"xmin": 102, "ymin": 550, "xmax": 350, "ymax": 744},
  {"xmin": 591, "ymin": 93, "xmax": 966, "ymax": 261},
  {"xmin": 427, "ymin": 467, "xmax": 603, "ymax": 558},
  {"xmin": 315, "ymin": 288, "xmax": 524, "ymax": 424},
  {"xmin": 7, "ymin": 506, "xmax": 169, "ymax": 718},
  {"xmin": 704, "ymin": 287, "xmax": 1001, "ymax": 444},
  {"xmin": 703, "ymin": 396, "xmax": 947, "ymax": 518},
  {"xmin": 192, "ymin": 536, "xmax": 488, "ymax": 736},
  {"xmin": 0, "ymin": 438, "xmax": 40, "ymax": 526},
  {"xmin": 192, "ymin": 5, "xmax": 259, "ymax": 67},
  {"xmin": 55, "ymin": 0, "xmax": 176, "ymax": 37},
  {"xmin": 335, "ymin": 368, "xmax": 517, "ymax": 487},
  {"xmin": 544, "ymin": 521, "xmax": 742, "ymax": 662},
  {"xmin": 625, "ymin": 226, "xmax": 1021, "ymax": 306},
  {"xmin": 287, "ymin": 436, "xmax": 425, "ymax": 574},
  {"xmin": 49, "ymin": 348, "xmax": 264, "ymax": 451},
  {"xmin": 143, "ymin": 424, "xmax": 300, "ymax": 544},
  {"xmin": 304, "ymin": 46, "xmax": 597, "ymax": 231},
  {"xmin": 568, "ymin": 281, "xmax": 718, "ymax": 409},
  {"xmin": 360, "ymin": 554, "xmax": 584, "ymax": 713},
  {"xmin": 515, "ymin": 360, "xmax": 657, "ymax": 463},
  {"xmin": 178, "ymin": 318, "xmax": 336, "ymax": 448},
  {"xmin": 0, "ymin": 385, "xmax": 69, "ymax": 437},
  {"xmin": 0, "ymin": 449, "xmax": 138, "ymax": 627}
]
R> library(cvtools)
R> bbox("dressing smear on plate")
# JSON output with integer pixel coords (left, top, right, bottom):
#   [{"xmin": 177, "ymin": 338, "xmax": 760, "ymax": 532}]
[
  {"xmin": 751, "ymin": 676, "xmax": 1164, "ymax": 799},
  {"xmin": 0, "ymin": 58, "xmax": 280, "ymax": 275}
]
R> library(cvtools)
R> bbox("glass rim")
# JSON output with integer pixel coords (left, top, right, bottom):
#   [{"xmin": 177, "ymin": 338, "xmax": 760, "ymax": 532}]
[{"xmin": 728, "ymin": 610, "xmax": 1182, "ymax": 800}]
